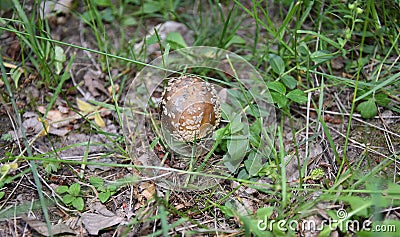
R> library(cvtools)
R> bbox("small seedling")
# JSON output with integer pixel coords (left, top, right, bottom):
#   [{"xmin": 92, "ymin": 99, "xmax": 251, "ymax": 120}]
[
  {"xmin": 1, "ymin": 133, "xmax": 13, "ymax": 142},
  {"xmin": 356, "ymin": 88, "xmax": 391, "ymax": 119},
  {"xmin": 90, "ymin": 177, "xmax": 117, "ymax": 203},
  {"xmin": 266, "ymin": 54, "xmax": 308, "ymax": 108},
  {"xmin": 43, "ymin": 161, "xmax": 60, "ymax": 174},
  {"xmin": 55, "ymin": 183, "xmax": 85, "ymax": 211},
  {"xmin": 267, "ymin": 80, "xmax": 308, "ymax": 108}
]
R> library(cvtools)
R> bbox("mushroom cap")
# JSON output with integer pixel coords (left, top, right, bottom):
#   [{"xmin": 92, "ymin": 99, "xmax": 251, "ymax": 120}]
[{"xmin": 160, "ymin": 75, "xmax": 221, "ymax": 142}]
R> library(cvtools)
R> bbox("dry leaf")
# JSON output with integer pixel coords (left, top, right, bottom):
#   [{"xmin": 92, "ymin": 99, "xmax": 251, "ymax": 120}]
[
  {"xmin": 57, "ymin": 104, "xmax": 70, "ymax": 114},
  {"xmin": 46, "ymin": 110, "xmax": 64, "ymax": 122},
  {"xmin": 83, "ymin": 69, "xmax": 108, "ymax": 97},
  {"xmin": 107, "ymin": 84, "xmax": 120, "ymax": 96},
  {"xmin": 139, "ymin": 182, "xmax": 156, "ymax": 200},
  {"xmin": 76, "ymin": 98, "xmax": 96, "ymax": 113},
  {"xmin": 22, "ymin": 117, "xmax": 44, "ymax": 135},
  {"xmin": 76, "ymin": 98, "xmax": 106, "ymax": 127},
  {"xmin": 81, "ymin": 213, "xmax": 124, "ymax": 235},
  {"xmin": 37, "ymin": 106, "xmax": 75, "ymax": 135},
  {"xmin": 22, "ymin": 216, "xmax": 76, "ymax": 236},
  {"xmin": 94, "ymin": 113, "xmax": 105, "ymax": 127},
  {"xmin": 89, "ymin": 202, "xmax": 116, "ymax": 217},
  {"xmin": 37, "ymin": 118, "xmax": 50, "ymax": 137}
]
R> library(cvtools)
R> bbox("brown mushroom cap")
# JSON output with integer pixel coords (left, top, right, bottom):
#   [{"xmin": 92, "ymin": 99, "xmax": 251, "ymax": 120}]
[{"xmin": 160, "ymin": 75, "xmax": 221, "ymax": 142}]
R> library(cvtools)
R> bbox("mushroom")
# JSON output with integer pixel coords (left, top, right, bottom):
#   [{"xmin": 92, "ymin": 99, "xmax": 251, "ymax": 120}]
[{"xmin": 160, "ymin": 75, "xmax": 221, "ymax": 142}]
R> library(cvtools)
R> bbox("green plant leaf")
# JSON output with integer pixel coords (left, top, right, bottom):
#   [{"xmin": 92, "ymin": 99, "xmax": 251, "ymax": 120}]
[
  {"xmin": 43, "ymin": 161, "xmax": 60, "ymax": 174},
  {"xmin": 69, "ymin": 183, "xmax": 81, "ymax": 196},
  {"xmin": 387, "ymin": 182, "xmax": 400, "ymax": 195},
  {"xmin": 249, "ymin": 119, "xmax": 261, "ymax": 148},
  {"xmin": 100, "ymin": 8, "xmax": 114, "ymax": 22},
  {"xmin": 1, "ymin": 133, "xmax": 12, "ymax": 142},
  {"xmin": 145, "ymin": 34, "xmax": 159, "ymax": 45},
  {"xmin": 0, "ymin": 0, "xmax": 13, "ymax": 11},
  {"xmin": 375, "ymin": 93, "xmax": 390, "ymax": 107},
  {"xmin": 230, "ymin": 113, "xmax": 244, "ymax": 134},
  {"xmin": 220, "ymin": 201, "xmax": 235, "ymax": 218},
  {"xmin": 63, "ymin": 194, "xmax": 75, "ymax": 204},
  {"xmin": 121, "ymin": 16, "xmax": 137, "ymax": 26},
  {"xmin": 356, "ymin": 99, "xmax": 377, "ymax": 119},
  {"xmin": 90, "ymin": 177, "xmax": 104, "ymax": 188},
  {"xmin": 72, "ymin": 197, "xmax": 84, "ymax": 211},
  {"xmin": 269, "ymin": 54, "xmax": 285, "ymax": 75},
  {"xmin": 239, "ymin": 215, "xmax": 270, "ymax": 237},
  {"xmin": 237, "ymin": 168, "xmax": 249, "ymax": 179},
  {"xmin": 94, "ymin": 0, "xmax": 111, "ymax": 7},
  {"xmin": 270, "ymin": 92, "xmax": 288, "ymax": 108},
  {"xmin": 0, "ymin": 191, "xmax": 5, "ymax": 199},
  {"xmin": 346, "ymin": 196, "xmax": 370, "ymax": 217},
  {"xmin": 98, "ymin": 190, "xmax": 111, "ymax": 203},
  {"xmin": 55, "ymin": 185, "xmax": 69, "ymax": 194},
  {"xmin": 165, "ymin": 32, "xmax": 188, "ymax": 49},
  {"xmin": 10, "ymin": 68, "xmax": 23, "ymax": 88},
  {"xmin": 311, "ymin": 50, "xmax": 334, "ymax": 64},
  {"xmin": 54, "ymin": 46, "xmax": 66, "ymax": 75},
  {"xmin": 286, "ymin": 89, "xmax": 308, "ymax": 104},
  {"xmin": 107, "ymin": 185, "xmax": 117, "ymax": 192},
  {"xmin": 266, "ymin": 81, "xmax": 286, "ymax": 95},
  {"xmin": 256, "ymin": 206, "xmax": 274, "ymax": 220},
  {"xmin": 281, "ymin": 75, "xmax": 297, "ymax": 89},
  {"xmin": 135, "ymin": 1, "xmax": 162, "ymax": 15},
  {"xmin": 225, "ymin": 35, "xmax": 246, "ymax": 47},
  {"xmin": 223, "ymin": 135, "xmax": 248, "ymax": 172},
  {"xmin": 297, "ymin": 42, "xmax": 310, "ymax": 56},
  {"xmin": 244, "ymin": 151, "xmax": 262, "ymax": 177}
]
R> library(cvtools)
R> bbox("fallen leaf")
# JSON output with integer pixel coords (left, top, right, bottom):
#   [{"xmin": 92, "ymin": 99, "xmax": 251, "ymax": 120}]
[
  {"xmin": 22, "ymin": 216, "xmax": 76, "ymax": 236},
  {"xmin": 23, "ymin": 111, "xmax": 71, "ymax": 136},
  {"xmin": 22, "ymin": 117, "xmax": 44, "ymax": 135},
  {"xmin": 45, "ymin": 109, "xmax": 64, "ymax": 121},
  {"xmin": 139, "ymin": 182, "xmax": 156, "ymax": 200},
  {"xmin": 89, "ymin": 202, "xmax": 115, "ymax": 216},
  {"xmin": 37, "ymin": 117, "xmax": 50, "ymax": 137},
  {"xmin": 57, "ymin": 104, "xmax": 70, "ymax": 114},
  {"xmin": 83, "ymin": 69, "xmax": 108, "ymax": 97},
  {"xmin": 49, "ymin": 127, "xmax": 72, "ymax": 136},
  {"xmin": 76, "ymin": 98, "xmax": 106, "ymax": 127},
  {"xmin": 107, "ymin": 84, "xmax": 120, "ymax": 96},
  {"xmin": 94, "ymin": 113, "xmax": 105, "ymax": 127},
  {"xmin": 37, "ymin": 106, "xmax": 76, "ymax": 135},
  {"xmin": 76, "ymin": 98, "xmax": 96, "ymax": 113},
  {"xmin": 81, "ymin": 213, "xmax": 124, "ymax": 235}
]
